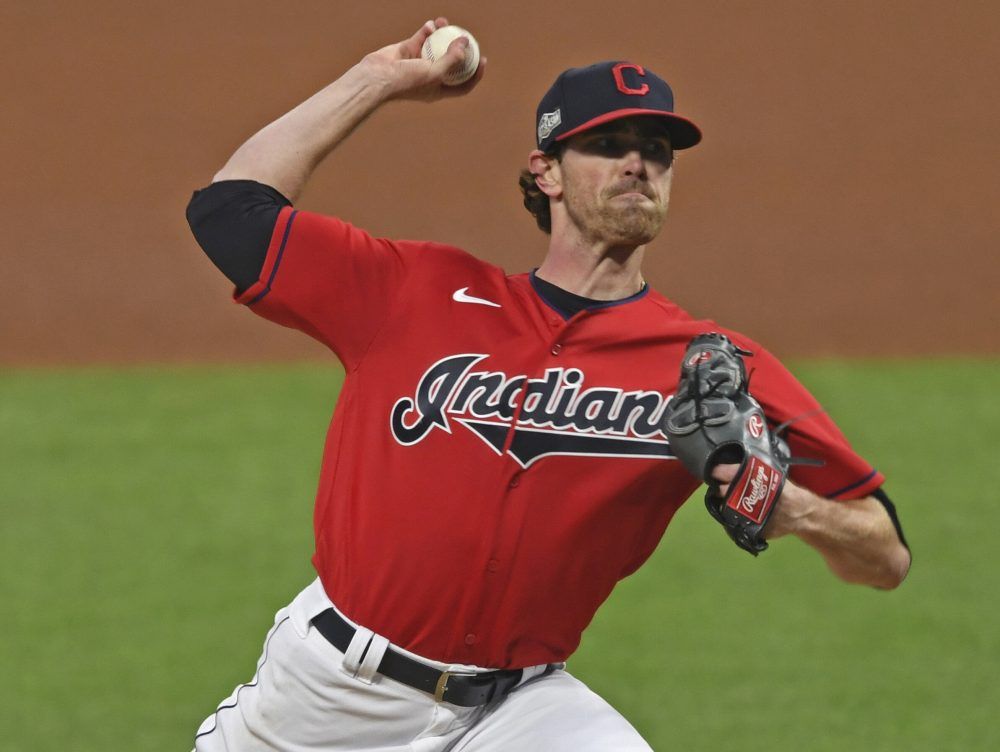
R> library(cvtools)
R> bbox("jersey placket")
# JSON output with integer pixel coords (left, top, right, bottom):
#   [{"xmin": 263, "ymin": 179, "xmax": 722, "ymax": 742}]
[{"xmin": 459, "ymin": 310, "xmax": 585, "ymax": 661}]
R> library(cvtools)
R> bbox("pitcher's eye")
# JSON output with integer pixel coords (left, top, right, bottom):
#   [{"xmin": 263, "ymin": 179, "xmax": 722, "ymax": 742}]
[
  {"xmin": 584, "ymin": 135, "xmax": 626, "ymax": 156},
  {"xmin": 642, "ymin": 140, "xmax": 673, "ymax": 162}
]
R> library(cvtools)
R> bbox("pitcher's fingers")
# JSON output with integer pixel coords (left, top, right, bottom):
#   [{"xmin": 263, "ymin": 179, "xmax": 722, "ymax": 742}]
[
  {"xmin": 400, "ymin": 19, "xmax": 437, "ymax": 58},
  {"xmin": 428, "ymin": 35, "xmax": 470, "ymax": 79},
  {"xmin": 710, "ymin": 463, "xmax": 740, "ymax": 484},
  {"xmin": 440, "ymin": 56, "xmax": 487, "ymax": 97}
]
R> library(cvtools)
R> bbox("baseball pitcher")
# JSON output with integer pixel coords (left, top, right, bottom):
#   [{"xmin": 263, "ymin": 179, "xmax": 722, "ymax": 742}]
[{"xmin": 185, "ymin": 17, "xmax": 910, "ymax": 751}]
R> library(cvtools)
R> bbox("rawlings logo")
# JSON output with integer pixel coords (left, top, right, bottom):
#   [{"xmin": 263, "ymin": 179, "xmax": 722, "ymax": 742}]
[
  {"xmin": 740, "ymin": 465, "xmax": 770, "ymax": 513},
  {"xmin": 747, "ymin": 413, "xmax": 765, "ymax": 439},
  {"xmin": 390, "ymin": 353, "xmax": 675, "ymax": 467},
  {"xmin": 685, "ymin": 350, "xmax": 713, "ymax": 367},
  {"xmin": 728, "ymin": 456, "xmax": 781, "ymax": 523}
]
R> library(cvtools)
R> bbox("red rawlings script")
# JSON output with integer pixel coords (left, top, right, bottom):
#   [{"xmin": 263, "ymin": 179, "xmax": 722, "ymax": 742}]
[{"xmin": 727, "ymin": 455, "xmax": 782, "ymax": 524}]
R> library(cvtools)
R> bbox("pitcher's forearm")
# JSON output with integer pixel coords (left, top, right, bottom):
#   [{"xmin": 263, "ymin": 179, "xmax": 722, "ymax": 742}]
[
  {"xmin": 213, "ymin": 62, "xmax": 392, "ymax": 202},
  {"xmin": 775, "ymin": 487, "xmax": 911, "ymax": 589},
  {"xmin": 209, "ymin": 18, "xmax": 482, "ymax": 202}
]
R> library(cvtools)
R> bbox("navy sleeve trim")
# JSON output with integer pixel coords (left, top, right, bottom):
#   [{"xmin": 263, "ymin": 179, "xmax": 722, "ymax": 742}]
[
  {"xmin": 827, "ymin": 468, "xmax": 879, "ymax": 499},
  {"xmin": 247, "ymin": 210, "xmax": 298, "ymax": 305}
]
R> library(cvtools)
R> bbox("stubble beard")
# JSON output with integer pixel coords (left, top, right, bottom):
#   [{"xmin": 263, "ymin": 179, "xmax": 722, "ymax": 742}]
[{"xmin": 564, "ymin": 182, "xmax": 668, "ymax": 248}]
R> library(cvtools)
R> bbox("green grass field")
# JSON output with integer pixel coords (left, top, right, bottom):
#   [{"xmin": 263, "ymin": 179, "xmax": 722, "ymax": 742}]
[{"xmin": 1, "ymin": 360, "xmax": 997, "ymax": 751}]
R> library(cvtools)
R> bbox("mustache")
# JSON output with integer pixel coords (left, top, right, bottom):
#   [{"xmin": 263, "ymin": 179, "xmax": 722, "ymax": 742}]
[{"xmin": 605, "ymin": 181, "xmax": 656, "ymax": 201}]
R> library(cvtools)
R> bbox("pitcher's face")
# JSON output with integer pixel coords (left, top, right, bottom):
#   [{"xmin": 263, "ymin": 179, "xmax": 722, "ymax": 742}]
[{"xmin": 558, "ymin": 117, "xmax": 674, "ymax": 246}]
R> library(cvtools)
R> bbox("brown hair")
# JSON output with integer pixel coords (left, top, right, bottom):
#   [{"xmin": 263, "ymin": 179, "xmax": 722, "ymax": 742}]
[
  {"xmin": 517, "ymin": 148, "xmax": 563, "ymax": 235},
  {"xmin": 518, "ymin": 169, "xmax": 551, "ymax": 234}
]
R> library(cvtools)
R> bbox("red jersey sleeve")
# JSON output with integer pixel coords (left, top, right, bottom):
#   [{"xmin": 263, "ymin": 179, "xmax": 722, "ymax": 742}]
[
  {"xmin": 234, "ymin": 207, "xmax": 408, "ymax": 371},
  {"xmin": 723, "ymin": 332, "xmax": 884, "ymax": 501}
]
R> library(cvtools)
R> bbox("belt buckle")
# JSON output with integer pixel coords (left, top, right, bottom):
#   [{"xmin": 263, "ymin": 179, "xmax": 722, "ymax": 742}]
[{"xmin": 434, "ymin": 670, "xmax": 476, "ymax": 703}]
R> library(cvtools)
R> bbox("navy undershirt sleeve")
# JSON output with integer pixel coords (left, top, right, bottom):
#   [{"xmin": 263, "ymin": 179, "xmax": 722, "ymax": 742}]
[
  {"xmin": 186, "ymin": 180, "xmax": 292, "ymax": 292},
  {"xmin": 873, "ymin": 488, "xmax": 910, "ymax": 551}
]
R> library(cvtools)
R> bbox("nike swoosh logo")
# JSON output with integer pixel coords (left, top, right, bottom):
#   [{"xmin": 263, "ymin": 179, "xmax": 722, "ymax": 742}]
[{"xmin": 452, "ymin": 287, "xmax": 501, "ymax": 308}]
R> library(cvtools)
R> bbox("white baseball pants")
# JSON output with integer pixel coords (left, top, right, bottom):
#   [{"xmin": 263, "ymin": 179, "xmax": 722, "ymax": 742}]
[{"xmin": 193, "ymin": 579, "xmax": 652, "ymax": 751}]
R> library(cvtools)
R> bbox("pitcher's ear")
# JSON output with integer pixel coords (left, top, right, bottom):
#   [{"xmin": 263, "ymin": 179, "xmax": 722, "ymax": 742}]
[{"xmin": 528, "ymin": 150, "xmax": 562, "ymax": 198}]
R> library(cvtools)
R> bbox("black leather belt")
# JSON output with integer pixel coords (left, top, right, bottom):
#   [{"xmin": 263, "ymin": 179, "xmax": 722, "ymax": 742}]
[{"xmin": 311, "ymin": 608, "xmax": 526, "ymax": 707}]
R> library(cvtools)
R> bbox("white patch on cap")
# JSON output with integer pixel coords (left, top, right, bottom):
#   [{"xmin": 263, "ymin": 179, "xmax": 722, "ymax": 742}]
[{"xmin": 537, "ymin": 109, "xmax": 562, "ymax": 141}]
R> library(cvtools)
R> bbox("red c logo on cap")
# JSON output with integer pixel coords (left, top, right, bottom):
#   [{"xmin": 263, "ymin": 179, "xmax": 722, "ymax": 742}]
[{"xmin": 612, "ymin": 63, "xmax": 650, "ymax": 96}]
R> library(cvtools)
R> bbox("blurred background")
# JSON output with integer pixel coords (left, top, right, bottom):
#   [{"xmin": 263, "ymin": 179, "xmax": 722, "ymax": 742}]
[
  {"xmin": 2, "ymin": 0, "xmax": 997, "ymax": 365},
  {"xmin": 2, "ymin": 1, "xmax": 998, "ymax": 750}
]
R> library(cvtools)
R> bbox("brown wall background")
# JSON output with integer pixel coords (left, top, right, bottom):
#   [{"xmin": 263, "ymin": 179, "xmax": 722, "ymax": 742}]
[{"xmin": 3, "ymin": 0, "xmax": 997, "ymax": 365}]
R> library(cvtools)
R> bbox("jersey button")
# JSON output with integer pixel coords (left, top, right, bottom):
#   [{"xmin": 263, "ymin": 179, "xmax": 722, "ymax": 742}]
[
  {"xmin": 549, "ymin": 317, "xmax": 561, "ymax": 327},
  {"xmin": 465, "ymin": 633, "xmax": 477, "ymax": 645},
  {"xmin": 550, "ymin": 343, "xmax": 563, "ymax": 356},
  {"xmin": 508, "ymin": 475, "xmax": 520, "ymax": 488},
  {"xmin": 487, "ymin": 558, "xmax": 500, "ymax": 572}
]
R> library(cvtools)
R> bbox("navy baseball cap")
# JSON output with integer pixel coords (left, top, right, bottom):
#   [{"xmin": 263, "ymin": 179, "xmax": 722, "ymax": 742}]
[{"xmin": 536, "ymin": 61, "xmax": 702, "ymax": 153}]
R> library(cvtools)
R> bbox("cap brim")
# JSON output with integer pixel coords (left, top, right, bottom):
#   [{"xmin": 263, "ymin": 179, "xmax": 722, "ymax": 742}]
[{"xmin": 555, "ymin": 108, "xmax": 702, "ymax": 149}]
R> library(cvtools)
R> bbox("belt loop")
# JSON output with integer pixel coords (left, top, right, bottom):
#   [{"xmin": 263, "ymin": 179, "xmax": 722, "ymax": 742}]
[
  {"xmin": 341, "ymin": 626, "xmax": 374, "ymax": 678},
  {"xmin": 356, "ymin": 633, "xmax": 389, "ymax": 685},
  {"xmin": 518, "ymin": 664, "xmax": 547, "ymax": 684}
]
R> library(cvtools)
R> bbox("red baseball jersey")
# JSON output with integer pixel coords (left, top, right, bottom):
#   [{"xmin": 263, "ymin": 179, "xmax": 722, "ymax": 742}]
[{"xmin": 235, "ymin": 207, "xmax": 884, "ymax": 669}]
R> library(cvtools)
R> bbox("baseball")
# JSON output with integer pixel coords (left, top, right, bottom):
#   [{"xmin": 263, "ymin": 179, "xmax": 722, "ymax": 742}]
[{"xmin": 422, "ymin": 25, "xmax": 480, "ymax": 86}]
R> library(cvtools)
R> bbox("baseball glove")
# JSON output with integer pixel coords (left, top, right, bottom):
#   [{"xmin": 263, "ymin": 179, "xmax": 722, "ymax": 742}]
[{"xmin": 662, "ymin": 333, "xmax": 791, "ymax": 555}]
